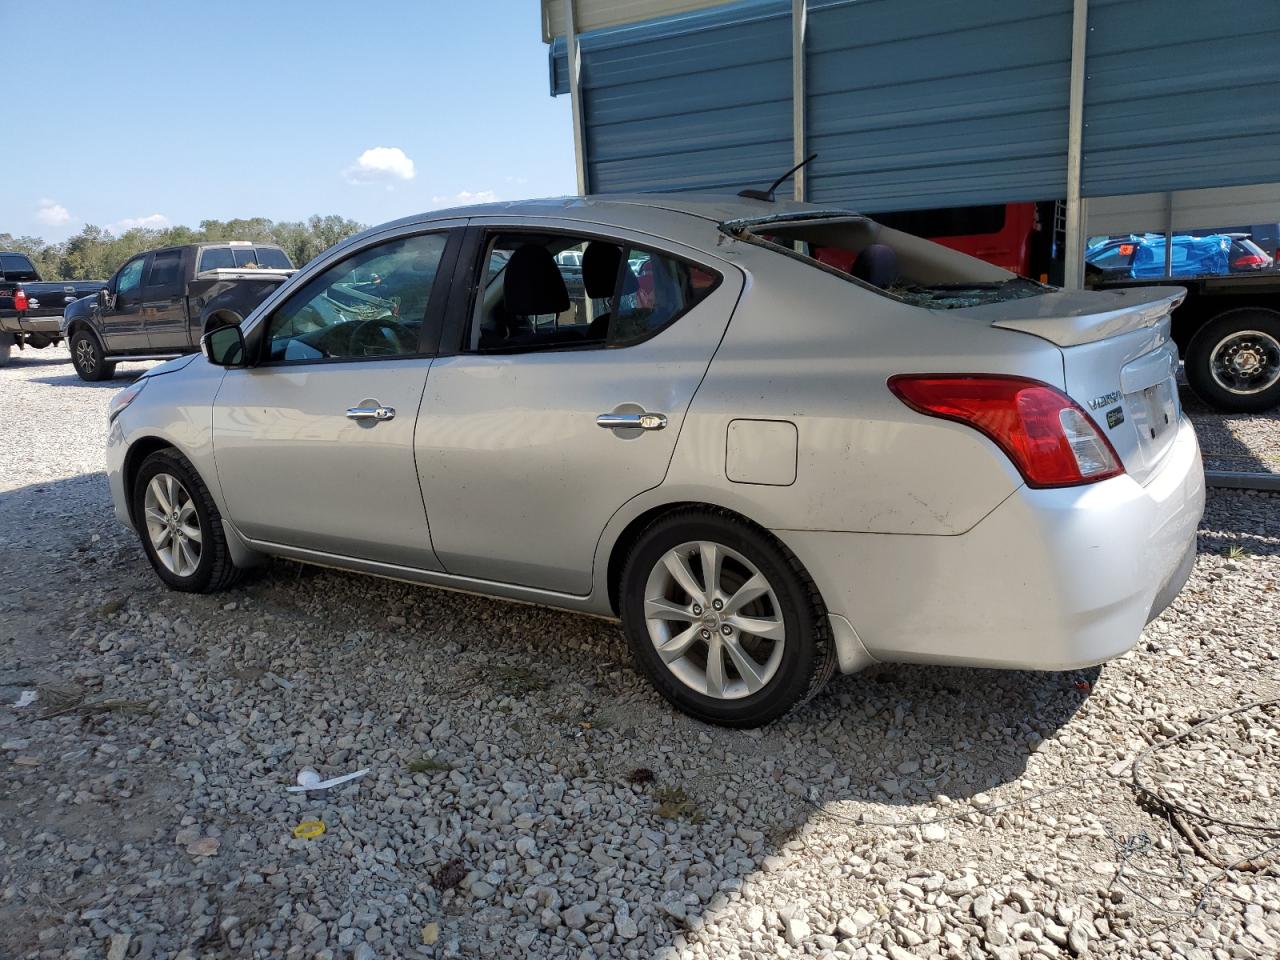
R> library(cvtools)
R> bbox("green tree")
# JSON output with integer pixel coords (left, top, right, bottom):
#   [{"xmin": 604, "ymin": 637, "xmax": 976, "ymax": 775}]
[{"xmin": 3, "ymin": 216, "xmax": 367, "ymax": 280}]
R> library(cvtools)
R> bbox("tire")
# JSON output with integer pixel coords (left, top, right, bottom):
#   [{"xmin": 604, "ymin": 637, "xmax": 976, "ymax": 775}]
[
  {"xmin": 619, "ymin": 509, "xmax": 836, "ymax": 727},
  {"xmin": 132, "ymin": 449, "xmax": 241, "ymax": 593},
  {"xmin": 0, "ymin": 333, "xmax": 12, "ymax": 366},
  {"xmin": 70, "ymin": 329, "xmax": 116, "ymax": 382},
  {"xmin": 1184, "ymin": 309, "xmax": 1280, "ymax": 413}
]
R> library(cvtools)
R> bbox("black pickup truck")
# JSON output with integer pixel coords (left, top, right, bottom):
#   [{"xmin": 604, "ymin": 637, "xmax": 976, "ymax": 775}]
[
  {"xmin": 61, "ymin": 241, "xmax": 295, "ymax": 380},
  {"xmin": 0, "ymin": 252, "xmax": 105, "ymax": 365}
]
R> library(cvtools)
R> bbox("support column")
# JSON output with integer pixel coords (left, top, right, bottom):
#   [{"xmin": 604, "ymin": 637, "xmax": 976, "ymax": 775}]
[
  {"xmin": 1062, "ymin": 0, "xmax": 1089, "ymax": 289},
  {"xmin": 565, "ymin": 0, "xmax": 588, "ymax": 195},
  {"xmin": 792, "ymin": 0, "xmax": 807, "ymax": 202}
]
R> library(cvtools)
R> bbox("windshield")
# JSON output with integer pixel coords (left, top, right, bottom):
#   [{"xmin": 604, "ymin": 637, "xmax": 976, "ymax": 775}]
[{"xmin": 721, "ymin": 212, "xmax": 1049, "ymax": 309}]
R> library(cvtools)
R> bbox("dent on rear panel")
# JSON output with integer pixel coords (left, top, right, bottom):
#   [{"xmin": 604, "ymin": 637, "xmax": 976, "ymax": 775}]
[{"xmin": 725, "ymin": 419, "xmax": 798, "ymax": 486}]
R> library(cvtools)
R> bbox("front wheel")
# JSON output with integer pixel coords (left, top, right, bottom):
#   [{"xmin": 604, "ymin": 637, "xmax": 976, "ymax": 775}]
[
  {"xmin": 1184, "ymin": 309, "xmax": 1280, "ymax": 413},
  {"xmin": 132, "ymin": 449, "xmax": 241, "ymax": 593},
  {"xmin": 70, "ymin": 330, "xmax": 116, "ymax": 382},
  {"xmin": 619, "ymin": 509, "xmax": 836, "ymax": 727}
]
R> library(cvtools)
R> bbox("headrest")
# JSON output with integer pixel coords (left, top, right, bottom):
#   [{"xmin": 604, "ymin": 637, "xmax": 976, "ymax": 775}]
[
  {"xmin": 582, "ymin": 242, "xmax": 623, "ymax": 299},
  {"xmin": 504, "ymin": 244, "xmax": 569, "ymax": 316},
  {"xmin": 852, "ymin": 244, "xmax": 899, "ymax": 289}
]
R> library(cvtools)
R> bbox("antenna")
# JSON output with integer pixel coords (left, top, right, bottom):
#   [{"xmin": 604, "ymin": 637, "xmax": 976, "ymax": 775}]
[{"xmin": 738, "ymin": 154, "xmax": 818, "ymax": 201}]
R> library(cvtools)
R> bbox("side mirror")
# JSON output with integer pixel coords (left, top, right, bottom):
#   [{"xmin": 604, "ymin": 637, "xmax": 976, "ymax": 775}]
[
  {"xmin": 201, "ymin": 324, "xmax": 248, "ymax": 367},
  {"xmin": 97, "ymin": 288, "xmax": 116, "ymax": 311}
]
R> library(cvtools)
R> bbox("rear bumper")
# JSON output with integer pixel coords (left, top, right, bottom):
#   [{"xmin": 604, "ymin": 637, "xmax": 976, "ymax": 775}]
[
  {"xmin": 779, "ymin": 416, "xmax": 1205, "ymax": 672},
  {"xmin": 0, "ymin": 314, "xmax": 63, "ymax": 336}
]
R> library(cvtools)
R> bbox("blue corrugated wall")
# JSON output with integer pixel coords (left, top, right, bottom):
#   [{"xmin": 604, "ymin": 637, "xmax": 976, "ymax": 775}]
[
  {"xmin": 1082, "ymin": 0, "xmax": 1280, "ymax": 197},
  {"xmin": 805, "ymin": 0, "xmax": 1072, "ymax": 211},
  {"xmin": 550, "ymin": 0, "xmax": 794, "ymax": 195},
  {"xmin": 550, "ymin": 0, "xmax": 1280, "ymax": 208}
]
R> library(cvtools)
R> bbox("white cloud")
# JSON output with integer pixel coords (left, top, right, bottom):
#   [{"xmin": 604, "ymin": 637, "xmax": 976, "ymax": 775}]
[
  {"xmin": 111, "ymin": 213, "xmax": 170, "ymax": 232},
  {"xmin": 343, "ymin": 146, "xmax": 416, "ymax": 185},
  {"xmin": 35, "ymin": 200, "xmax": 72, "ymax": 226},
  {"xmin": 431, "ymin": 190, "xmax": 499, "ymax": 206}
]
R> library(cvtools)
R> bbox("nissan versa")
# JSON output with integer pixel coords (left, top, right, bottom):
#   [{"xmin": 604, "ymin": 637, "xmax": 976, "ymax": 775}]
[{"xmin": 106, "ymin": 196, "xmax": 1206, "ymax": 726}]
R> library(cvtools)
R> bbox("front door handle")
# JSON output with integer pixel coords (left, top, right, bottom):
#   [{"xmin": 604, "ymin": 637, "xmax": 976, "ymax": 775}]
[
  {"xmin": 596, "ymin": 411, "xmax": 667, "ymax": 431},
  {"xmin": 346, "ymin": 405, "xmax": 396, "ymax": 422}
]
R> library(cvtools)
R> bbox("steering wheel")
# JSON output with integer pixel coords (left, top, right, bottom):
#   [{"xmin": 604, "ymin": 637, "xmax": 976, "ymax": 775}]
[{"xmin": 348, "ymin": 317, "xmax": 416, "ymax": 356}]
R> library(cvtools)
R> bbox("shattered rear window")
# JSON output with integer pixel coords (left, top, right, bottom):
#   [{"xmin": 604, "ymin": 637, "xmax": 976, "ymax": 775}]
[
  {"xmin": 721, "ymin": 212, "xmax": 1051, "ymax": 309},
  {"xmin": 886, "ymin": 279, "xmax": 1048, "ymax": 309}
]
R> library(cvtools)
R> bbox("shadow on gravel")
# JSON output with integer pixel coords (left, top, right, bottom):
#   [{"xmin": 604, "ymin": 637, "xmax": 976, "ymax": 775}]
[
  {"xmin": 0, "ymin": 353, "xmax": 70, "ymax": 369},
  {"xmin": 1180, "ymin": 382, "xmax": 1278, "ymax": 476},
  {"xmin": 0, "ymin": 472, "xmax": 1112, "ymax": 956},
  {"xmin": 28, "ymin": 369, "xmax": 147, "ymax": 388}
]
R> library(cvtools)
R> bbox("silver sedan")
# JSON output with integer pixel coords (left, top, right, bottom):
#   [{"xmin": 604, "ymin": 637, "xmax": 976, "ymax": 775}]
[{"xmin": 106, "ymin": 196, "xmax": 1205, "ymax": 726}]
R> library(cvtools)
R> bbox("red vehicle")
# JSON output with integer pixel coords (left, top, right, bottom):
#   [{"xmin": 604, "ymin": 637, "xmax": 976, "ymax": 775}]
[{"xmin": 814, "ymin": 202, "xmax": 1057, "ymax": 283}]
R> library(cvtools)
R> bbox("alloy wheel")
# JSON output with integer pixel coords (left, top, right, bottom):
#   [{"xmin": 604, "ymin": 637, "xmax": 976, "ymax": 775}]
[
  {"xmin": 643, "ymin": 540, "xmax": 786, "ymax": 700},
  {"xmin": 142, "ymin": 473, "xmax": 202, "ymax": 577},
  {"xmin": 75, "ymin": 337, "xmax": 96, "ymax": 373},
  {"xmin": 1210, "ymin": 330, "xmax": 1280, "ymax": 396}
]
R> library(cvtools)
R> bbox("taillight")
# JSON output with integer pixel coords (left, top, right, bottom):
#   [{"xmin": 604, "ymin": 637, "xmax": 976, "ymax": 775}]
[
  {"xmin": 1231, "ymin": 254, "xmax": 1268, "ymax": 269},
  {"xmin": 13, "ymin": 288, "xmax": 28, "ymax": 311},
  {"xmin": 887, "ymin": 374, "xmax": 1124, "ymax": 488}
]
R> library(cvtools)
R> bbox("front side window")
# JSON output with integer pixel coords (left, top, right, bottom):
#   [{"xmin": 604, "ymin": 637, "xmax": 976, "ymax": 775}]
[
  {"xmin": 470, "ymin": 232, "xmax": 718, "ymax": 353},
  {"xmin": 264, "ymin": 232, "xmax": 447, "ymax": 363},
  {"xmin": 116, "ymin": 257, "xmax": 146, "ymax": 297}
]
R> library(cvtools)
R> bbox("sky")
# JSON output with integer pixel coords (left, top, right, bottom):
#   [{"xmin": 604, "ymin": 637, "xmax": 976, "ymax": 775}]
[{"xmin": 1, "ymin": 0, "xmax": 576, "ymax": 242}]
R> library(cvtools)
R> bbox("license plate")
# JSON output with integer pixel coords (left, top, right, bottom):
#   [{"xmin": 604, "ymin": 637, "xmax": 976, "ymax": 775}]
[{"xmin": 1134, "ymin": 379, "xmax": 1177, "ymax": 446}]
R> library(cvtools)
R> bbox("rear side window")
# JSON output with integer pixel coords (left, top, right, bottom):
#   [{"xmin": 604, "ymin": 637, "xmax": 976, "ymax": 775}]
[
  {"xmin": 254, "ymin": 247, "xmax": 292, "ymax": 269},
  {"xmin": 469, "ymin": 232, "xmax": 719, "ymax": 353},
  {"xmin": 0, "ymin": 253, "xmax": 38, "ymax": 281},
  {"xmin": 146, "ymin": 250, "xmax": 182, "ymax": 288},
  {"xmin": 198, "ymin": 247, "xmax": 235, "ymax": 272}
]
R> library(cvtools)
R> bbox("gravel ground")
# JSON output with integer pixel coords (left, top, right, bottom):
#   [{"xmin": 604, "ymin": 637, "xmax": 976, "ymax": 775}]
[
  {"xmin": 2, "ymin": 345, "xmax": 1278, "ymax": 960},
  {"xmin": 1182, "ymin": 388, "xmax": 1280, "ymax": 476}
]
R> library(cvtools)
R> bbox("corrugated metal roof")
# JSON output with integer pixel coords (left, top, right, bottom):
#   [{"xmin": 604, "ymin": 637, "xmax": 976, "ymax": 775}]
[
  {"xmin": 541, "ymin": 0, "xmax": 734, "ymax": 42},
  {"xmin": 1081, "ymin": 0, "xmax": 1280, "ymax": 197}
]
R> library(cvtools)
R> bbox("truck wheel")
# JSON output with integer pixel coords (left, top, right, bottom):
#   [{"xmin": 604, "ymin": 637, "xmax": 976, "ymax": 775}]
[
  {"xmin": 0, "ymin": 333, "xmax": 13, "ymax": 367},
  {"xmin": 70, "ymin": 330, "xmax": 116, "ymax": 382},
  {"xmin": 1185, "ymin": 309, "xmax": 1280, "ymax": 413}
]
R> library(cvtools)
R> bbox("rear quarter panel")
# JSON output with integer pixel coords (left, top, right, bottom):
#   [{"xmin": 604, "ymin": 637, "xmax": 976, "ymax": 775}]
[{"xmin": 661, "ymin": 242, "xmax": 1066, "ymax": 537}]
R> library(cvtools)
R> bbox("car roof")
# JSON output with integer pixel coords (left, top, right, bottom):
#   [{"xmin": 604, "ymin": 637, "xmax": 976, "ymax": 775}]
[
  {"xmin": 327, "ymin": 194, "xmax": 857, "ymax": 264},
  {"xmin": 368, "ymin": 193, "xmax": 852, "ymax": 233}
]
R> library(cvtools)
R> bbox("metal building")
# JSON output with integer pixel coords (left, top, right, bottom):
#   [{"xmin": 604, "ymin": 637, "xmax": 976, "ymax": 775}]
[{"xmin": 543, "ymin": 0, "xmax": 1280, "ymax": 286}]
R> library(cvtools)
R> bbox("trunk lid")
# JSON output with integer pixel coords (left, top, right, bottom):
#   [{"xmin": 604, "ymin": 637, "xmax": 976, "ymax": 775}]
[{"xmin": 960, "ymin": 286, "xmax": 1186, "ymax": 485}]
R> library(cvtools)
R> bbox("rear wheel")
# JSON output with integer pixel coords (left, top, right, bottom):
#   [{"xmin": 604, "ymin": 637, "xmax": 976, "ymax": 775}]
[
  {"xmin": 619, "ymin": 509, "xmax": 835, "ymax": 727},
  {"xmin": 70, "ymin": 329, "xmax": 115, "ymax": 382},
  {"xmin": 0, "ymin": 333, "xmax": 13, "ymax": 366},
  {"xmin": 1184, "ymin": 309, "xmax": 1280, "ymax": 413},
  {"xmin": 132, "ymin": 449, "xmax": 241, "ymax": 593}
]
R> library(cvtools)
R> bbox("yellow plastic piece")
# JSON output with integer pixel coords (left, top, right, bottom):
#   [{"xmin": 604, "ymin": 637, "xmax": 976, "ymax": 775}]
[{"xmin": 292, "ymin": 819, "xmax": 326, "ymax": 840}]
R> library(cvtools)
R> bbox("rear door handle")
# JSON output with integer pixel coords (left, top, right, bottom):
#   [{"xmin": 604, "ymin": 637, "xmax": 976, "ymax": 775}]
[
  {"xmin": 346, "ymin": 405, "xmax": 396, "ymax": 422},
  {"xmin": 596, "ymin": 411, "xmax": 667, "ymax": 431}
]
